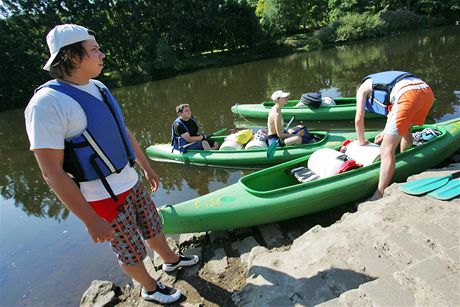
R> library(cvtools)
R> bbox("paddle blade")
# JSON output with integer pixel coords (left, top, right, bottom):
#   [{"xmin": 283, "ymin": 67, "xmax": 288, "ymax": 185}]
[
  {"xmin": 211, "ymin": 128, "xmax": 228, "ymax": 136},
  {"xmin": 267, "ymin": 141, "xmax": 278, "ymax": 160},
  {"xmin": 427, "ymin": 179, "xmax": 460, "ymax": 200},
  {"xmin": 400, "ymin": 176, "xmax": 451, "ymax": 195}
]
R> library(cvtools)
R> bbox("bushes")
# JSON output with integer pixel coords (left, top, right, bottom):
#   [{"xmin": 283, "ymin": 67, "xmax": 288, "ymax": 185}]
[
  {"xmin": 335, "ymin": 12, "xmax": 384, "ymax": 42},
  {"xmin": 380, "ymin": 9, "xmax": 431, "ymax": 32},
  {"xmin": 312, "ymin": 10, "xmax": 435, "ymax": 47}
]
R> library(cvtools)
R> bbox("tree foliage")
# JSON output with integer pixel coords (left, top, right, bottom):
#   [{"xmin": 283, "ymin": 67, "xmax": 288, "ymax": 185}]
[{"xmin": 0, "ymin": 0, "xmax": 456, "ymax": 111}]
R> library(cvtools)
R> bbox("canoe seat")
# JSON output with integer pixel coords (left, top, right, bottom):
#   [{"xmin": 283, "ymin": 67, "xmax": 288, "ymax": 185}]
[{"xmin": 291, "ymin": 166, "xmax": 320, "ymax": 183}]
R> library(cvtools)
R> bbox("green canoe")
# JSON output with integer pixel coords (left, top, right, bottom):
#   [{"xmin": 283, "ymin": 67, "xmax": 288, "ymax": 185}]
[
  {"xmin": 231, "ymin": 97, "xmax": 384, "ymax": 120},
  {"xmin": 146, "ymin": 130, "xmax": 380, "ymax": 169},
  {"xmin": 158, "ymin": 118, "xmax": 460, "ymax": 233}
]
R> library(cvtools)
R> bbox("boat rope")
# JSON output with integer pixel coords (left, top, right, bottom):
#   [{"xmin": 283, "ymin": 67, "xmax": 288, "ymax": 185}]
[{"xmin": 233, "ymin": 103, "xmax": 250, "ymax": 122}]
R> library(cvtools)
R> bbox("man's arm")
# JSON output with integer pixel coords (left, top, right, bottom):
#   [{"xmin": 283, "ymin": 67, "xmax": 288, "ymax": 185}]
[
  {"xmin": 274, "ymin": 112, "xmax": 291, "ymax": 139},
  {"xmin": 355, "ymin": 79, "xmax": 372, "ymax": 145},
  {"xmin": 174, "ymin": 122, "xmax": 203, "ymax": 143},
  {"xmin": 180, "ymin": 132, "xmax": 204, "ymax": 143},
  {"xmin": 33, "ymin": 148, "xmax": 114, "ymax": 242},
  {"xmin": 127, "ymin": 129, "xmax": 160, "ymax": 192}
]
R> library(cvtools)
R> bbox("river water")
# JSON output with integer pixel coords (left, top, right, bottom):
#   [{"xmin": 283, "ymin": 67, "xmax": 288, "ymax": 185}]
[{"xmin": 1, "ymin": 26, "xmax": 459, "ymax": 306}]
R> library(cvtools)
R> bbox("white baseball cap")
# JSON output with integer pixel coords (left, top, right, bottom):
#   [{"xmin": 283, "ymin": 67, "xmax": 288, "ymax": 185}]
[
  {"xmin": 43, "ymin": 24, "xmax": 95, "ymax": 71},
  {"xmin": 271, "ymin": 90, "xmax": 290, "ymax": 101}
]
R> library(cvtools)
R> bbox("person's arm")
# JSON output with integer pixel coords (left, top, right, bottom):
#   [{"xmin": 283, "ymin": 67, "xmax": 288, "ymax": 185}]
[
  {"xmin": 274, "ymin": 112, "xmax": 291, "ymax": 139},
  {"xmin": 33, "ymin": 148, "xmax": 114, "ymax": 242},
  {"xmin": 180, "ymin": 132, "xmax": 205, "ymax": 143},
  {"xmin": 127, "ymin": 129, "xmax": 160, "ymax": 192},
  {"xmin": 355, "ymin": 79, "xmax": 372, "ymax": 145},
  {"xmin": 174, "ymin": 122, "xmax": 204, "ymax": 143}
]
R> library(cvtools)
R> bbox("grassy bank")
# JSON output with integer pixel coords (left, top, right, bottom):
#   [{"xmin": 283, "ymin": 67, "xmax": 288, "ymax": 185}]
[{"xmin": 103, "ymin": 9, "xmax": 447, "ymax": 89}]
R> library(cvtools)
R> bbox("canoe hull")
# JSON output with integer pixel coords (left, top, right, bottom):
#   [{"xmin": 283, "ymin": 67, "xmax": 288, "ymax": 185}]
[
  {"xmin": 146, "ymin": 131, "xmax": 380, "ymax": 168},
  {"xmin": 158, "ymin": 118, "xmax": 460, "ymax": 233},
  {"xmin": 231, "ymin": 97, "xmax": 384, "ymax": 120}
]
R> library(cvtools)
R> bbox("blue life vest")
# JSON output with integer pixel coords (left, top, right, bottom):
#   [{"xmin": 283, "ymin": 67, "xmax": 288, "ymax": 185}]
[
  {"xmin": 362, "ymin": 71, "xmax": 416, "ymax": 115},
  {"xmin": 171, "ymin": 116, "xmax": 199, "ymax": 152},
  {"xmin": 37, "ymin": 80, "xmax": 136, "ymax": 200}
]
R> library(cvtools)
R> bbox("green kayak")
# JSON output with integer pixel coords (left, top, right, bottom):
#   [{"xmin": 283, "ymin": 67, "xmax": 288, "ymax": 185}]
[
  {"xmin": 158, "ymin": 118, "xmax": 460, "ymax": 233},
  {"xmin": 146, "ymin": 130, "xmax": 380, "ymax": 169},
  {"xmin": 231, "ymin": 97, "xmax": 384, "ymax": 120}
]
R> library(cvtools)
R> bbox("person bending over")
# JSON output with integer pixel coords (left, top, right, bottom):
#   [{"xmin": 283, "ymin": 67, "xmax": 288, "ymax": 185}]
[{"xmin": 355, "ymin": 71, "xmax": 434, "ymax": 200}]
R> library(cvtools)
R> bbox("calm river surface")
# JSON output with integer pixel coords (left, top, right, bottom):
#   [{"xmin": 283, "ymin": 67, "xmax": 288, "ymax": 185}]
[{"xmin": 1, "ymin": 26, "xmax": 459, "ymax": 306}]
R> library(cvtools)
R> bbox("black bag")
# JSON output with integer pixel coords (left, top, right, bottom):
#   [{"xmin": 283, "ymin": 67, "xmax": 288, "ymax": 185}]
[{"xmin": 300, "ymin": 92, "xmax": 322, "ymax": 108}]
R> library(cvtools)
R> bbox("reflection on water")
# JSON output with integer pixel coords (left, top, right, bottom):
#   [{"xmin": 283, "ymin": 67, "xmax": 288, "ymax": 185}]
[{"xmin": 1, "ymin": 26, "xmax": 459, "ymax": 306}]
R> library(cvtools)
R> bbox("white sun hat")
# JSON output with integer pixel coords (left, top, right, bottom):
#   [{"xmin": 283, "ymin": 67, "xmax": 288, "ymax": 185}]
[
  {"xmin": 43, "ymin": 24, "xmax": 95, "ymax": 71},
  {"xmin": 271, "ymin": 90, "xmax": 290, "ymax": 101}
]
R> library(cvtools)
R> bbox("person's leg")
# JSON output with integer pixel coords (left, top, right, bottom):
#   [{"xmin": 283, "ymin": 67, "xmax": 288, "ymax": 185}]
[
  {"xmin": 134, "ymin": 181, "xmax": 199, "ymax": 270},
  {"xmin": 400, "ymin": 127, "xmax": 413, "ymax": 152},
  {"xmin": 145, "ymin": 234, "xmax": 179, "ymax": 263},
  {"xmin": 372, "ymin": 134, "xmax": 401, "ymax": 199},
  {"xmin": 110, "ymin": 194, "xmax": 159, "ymax": 291},
  {"xmin": 395, "ymin": 87, "xmax": 434, "ymax": 151},
  {"xmin": 201, "ymin": 140, "xmax": 211, "ymax": 150},
  {"xmin": 284, "ymin": 135, "xmax": 302, "ymax": 146},
  {"xmin": 111, "ymin": 182, "xmax": 183, "ymax": 303},
  {"xmin": 119, "ymin": 261, "xmax": 157, "ymax": 291}
]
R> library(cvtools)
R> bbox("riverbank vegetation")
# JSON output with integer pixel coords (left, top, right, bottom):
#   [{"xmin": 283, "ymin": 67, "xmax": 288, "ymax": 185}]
[{"xmin": 1, "ymin": 0, "xmax": 458, "ymax": 111}]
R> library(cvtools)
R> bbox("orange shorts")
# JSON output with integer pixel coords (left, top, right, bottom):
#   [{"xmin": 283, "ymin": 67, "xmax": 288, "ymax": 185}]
[{"xmin": 385, "ymin": 86, "xmax": 434, "ymax": 136}]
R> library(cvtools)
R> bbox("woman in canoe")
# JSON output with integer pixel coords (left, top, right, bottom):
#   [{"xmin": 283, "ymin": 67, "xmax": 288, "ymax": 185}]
[{"xmin": 267, "ymin": 90, "xmax": 308, "ymax": 146}]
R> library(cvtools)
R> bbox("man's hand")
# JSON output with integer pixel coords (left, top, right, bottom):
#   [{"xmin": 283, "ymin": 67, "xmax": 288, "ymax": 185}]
[
  {"xmin": 358, "ymin": 139, "xmax": 369, "ymax": 146},
  {"xmin": 85, "ymin": 216, "xmax": 115, "ymax": 243},
  {"xmin": 374, "ymin": 133, "xmax": 384, "ymax": 144},
  {"xmin": 144, "ymin": 167, "xmax": 160, "ymax": 192}
]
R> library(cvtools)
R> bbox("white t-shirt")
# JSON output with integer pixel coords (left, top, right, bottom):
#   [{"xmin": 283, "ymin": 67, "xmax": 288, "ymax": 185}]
[
  {"xmin": 390, "ymin": 77, "xmax": 425, "ymax": 101},
  {"xmin": 24, "ymin": 79, "xmax": 138, "ymax": 201}
]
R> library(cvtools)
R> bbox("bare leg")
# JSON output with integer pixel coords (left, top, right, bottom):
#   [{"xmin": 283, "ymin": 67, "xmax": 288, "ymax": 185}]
[
  {"xmin": 119, "ymin": 261, "xmax": 157, "ymax": 291},
  {"xmin": 284, "ymin": 135, "xmax": 302, "ymax": 146},
  {"xmin": 400, "ymin": 127, "xmax": 413, "ymax": 152},
  {"xmin": 211, "ymin": 141, "xmax": 220, "ymax": 150},
  {"xmin": 371, "ymin": 134, "xmax": 401, "ymax": 200},
  {"xmin": 145, "ymin": 233, "xmax": 179, "ymax": 264},
  {"xmin": 202, "ymin": 140, "xmax": 211, "ymax": 150}
]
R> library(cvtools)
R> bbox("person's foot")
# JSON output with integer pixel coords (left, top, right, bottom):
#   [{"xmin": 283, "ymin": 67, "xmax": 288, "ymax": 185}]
[
  {"xmin": 367, "ymin": 189, "xmax": 383, "ymax": 201},
  {"xmin": 141, "ymin": 283, "xmax": 181, "ymax": 304},
  {"xmin": 162, "ymin": 254, "xmax": 199, "ymax": 272}
]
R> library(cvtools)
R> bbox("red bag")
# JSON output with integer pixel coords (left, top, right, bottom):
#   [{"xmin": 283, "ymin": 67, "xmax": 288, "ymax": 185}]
[{"xmin": 336, "ymin": 160, "xmax": 362, "ymax": 174}]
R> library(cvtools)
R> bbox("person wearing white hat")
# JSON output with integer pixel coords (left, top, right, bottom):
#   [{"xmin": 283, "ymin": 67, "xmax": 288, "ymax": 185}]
[
  {"xmin": 267, "ymin": 90, "xmax": 304, "ymax": 147},
  {"xmin": 24, "ymin": 24, "xmax": 199, "ymax": 304}
]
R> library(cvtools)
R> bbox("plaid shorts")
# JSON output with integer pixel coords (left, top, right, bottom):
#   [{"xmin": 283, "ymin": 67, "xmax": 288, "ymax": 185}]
[{"xmin": 110, "ymin": 180, "xmax": 163, "ymax": 265}]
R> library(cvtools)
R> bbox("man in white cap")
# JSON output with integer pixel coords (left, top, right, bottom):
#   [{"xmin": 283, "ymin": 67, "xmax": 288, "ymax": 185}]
[
  {"xmin": 267, "ymin": 90, "xmax": 305, "ymax": 147},
  {"xmin": 24, "ymin": 24, "xmax": 199, "ymax": 304}
]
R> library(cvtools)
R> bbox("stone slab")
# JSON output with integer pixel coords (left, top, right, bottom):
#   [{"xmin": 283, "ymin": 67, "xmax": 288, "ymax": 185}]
[
  {"xmin": 179, "ymin": 232, "xmax": 207, "ymax": 246},
  {"xmin": 231, "ymin": 236, "xmax": 260, "ymax": 267},
  {"xmin": 414, "ymin": 223, "xmax": 459, "ymax": 249},
  {"xmin": 404, "ymin": 256, "xmax": 455, "ymax": 283},
  {"xmin": 205, "ymin": 247, "xmax": 228, "ymax": 275},
  {"xmin": 388, "ymin": 231, "xmax": 433, "ymax": 261},
  {"xmin": 354, "ymin": 246, "xmax": 398, "ymax": 277},
  {"xmin": 258, "ymin": 223, "xmax": 284, "ymax": 248},
  {"xmin": 360, "ymin": 277, "xmax": 416, "ymax": 306}
]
